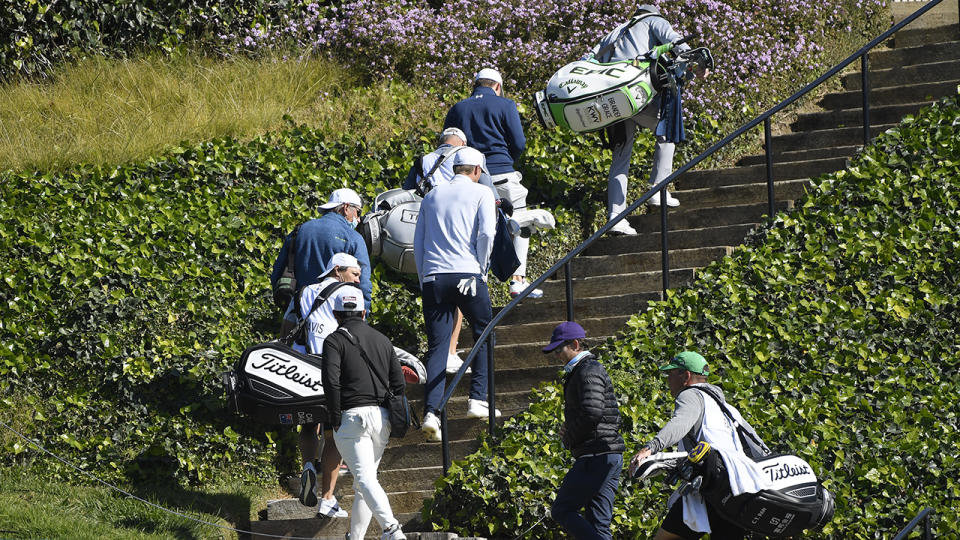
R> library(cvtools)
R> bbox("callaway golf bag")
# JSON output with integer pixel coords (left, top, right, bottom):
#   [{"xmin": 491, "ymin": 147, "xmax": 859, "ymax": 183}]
[
  {"xmin": 534, "ymin": 36, "xmax": 713, "ymax": 133},
  {"xmin": 634, "ymin": 441, "xmax": 835, "ymax": 537}
]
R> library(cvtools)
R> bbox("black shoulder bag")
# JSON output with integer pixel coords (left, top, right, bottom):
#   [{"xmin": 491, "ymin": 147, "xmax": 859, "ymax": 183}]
[
  {"xmin": 415, "ymin": 146, "xmax": 464, "ymax": 196},
  {"xmin": 272, "ymin": 224, "xmax": 302, "ymax": 308},
  {"xmin": 337, "ymin": 328, "xmax": 414, "ymax": 438}
]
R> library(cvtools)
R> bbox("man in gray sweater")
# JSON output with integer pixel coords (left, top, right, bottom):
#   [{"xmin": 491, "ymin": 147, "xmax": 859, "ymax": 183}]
[{"xmin": 629, "ymin": 351, "xmax": 764, "ymax": 539}]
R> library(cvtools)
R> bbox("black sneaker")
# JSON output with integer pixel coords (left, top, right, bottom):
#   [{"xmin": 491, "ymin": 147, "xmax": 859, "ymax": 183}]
[{"xmin": 298, "ymin": 468, "xmax": 318, "ymax": 507}]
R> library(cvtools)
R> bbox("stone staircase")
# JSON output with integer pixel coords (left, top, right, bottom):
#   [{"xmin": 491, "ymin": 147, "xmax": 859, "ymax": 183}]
[{"xmin": 249, "ymin": 16, "xmax": 960, "ymax": 540}]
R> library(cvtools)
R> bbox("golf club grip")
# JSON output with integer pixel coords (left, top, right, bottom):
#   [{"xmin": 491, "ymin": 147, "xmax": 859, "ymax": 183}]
[{"xmin": 676, "ymin": 33, "xmax": 698, "ymax": 47}]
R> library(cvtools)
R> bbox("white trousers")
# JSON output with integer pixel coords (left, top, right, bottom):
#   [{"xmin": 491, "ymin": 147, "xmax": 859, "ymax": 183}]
[
  {"xmin": 607, "ymin": 103, "xmax": 676, "ymax": 219},
  {"xmin": 491, "ymin": 171, "xmax": 529, "ymax": 277},
  {"xmin": 333, "ymin": 406, "xmax": 398, "ymax": 538}
]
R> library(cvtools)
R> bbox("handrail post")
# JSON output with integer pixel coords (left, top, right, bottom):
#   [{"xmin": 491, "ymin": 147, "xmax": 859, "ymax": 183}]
[
  {"xmin": 441, "ymin": 408, "xmax": 450, "ymax": 475},
  {"xmin": 764, "ymin": 118, "xmax": 774, "ymax": 219},
  {"xmin": 564, "ymin": 261, "xmax": 574, "ymax": 321},
  {"xmin": 660, "ymin": 190, "xmax": 669, "ymax": 295},
  {"xmin": 862, "ymin": 52, "xmax": 870, "ymax": 147},
  {"xmin": 487, "ymin": 332, "xmax": 496, "ymax": 437},
  {"xmin": 924, "ymin": 512, "xmax": 932, "ymax": 539}
]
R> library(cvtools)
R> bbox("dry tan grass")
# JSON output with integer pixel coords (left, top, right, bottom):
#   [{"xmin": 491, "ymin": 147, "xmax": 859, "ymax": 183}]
[{"xmin": 0, "ymin": 53, "xmax": 443, "ymax": 172}]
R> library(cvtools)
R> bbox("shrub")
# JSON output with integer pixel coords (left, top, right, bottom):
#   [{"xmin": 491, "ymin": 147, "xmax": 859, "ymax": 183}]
[
  {"xmin": 259, "ymin": 0, "xmax": 886, "ymax": 124},
  {"xmin": 426, "ymin": 94, "xmax": 960, "ymax": 537},
  {"xmin": 0, "ymin": 0, "xmax": 313, "ymax": 81}
]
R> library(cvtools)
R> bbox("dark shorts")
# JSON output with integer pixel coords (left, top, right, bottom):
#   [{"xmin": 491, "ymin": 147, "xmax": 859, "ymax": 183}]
[{"xmin": 661, "ymin": 498, "xmax": 747, "ymax": 540}]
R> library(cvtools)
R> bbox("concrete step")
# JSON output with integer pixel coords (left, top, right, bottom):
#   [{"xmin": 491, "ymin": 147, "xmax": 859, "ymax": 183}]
[
  {"xmin": 379, "ymin": 439, "xmax": 479, "ymax": 471},
  {"xmin": 819, "ymin": 78, "xmax": 960, "ymax": 110},
  {"xmin": 669, "ymin": 179, "xmax": 810, "ymax": 210},
  {"xmin": 676, "ymin": 158, "xmax": 844, "ymax": 190},
  {"xmin": 461, "ymin": 312, "xmax": 631, "ymax": 345},
  {"xmin": 280, "ymin": 467, "xmax": 443, "ymax": 500},
  {"xmin": 497, "ymin": 291, "xmax": 660, "ymax": 324},
  {"xmin": 407, "ymin": 391, "xmax": 532, "ymax": 422},
  {"xmin": 539, "ymin": 267, "xmax": 696, "ymax": 298},
  {"xmin": 791, "ymin": 102, "xmax": 934, "ymax": 132},
  {"xmin": 766, "ymin": 124, "xmax": 894, "ymax": 152},
  {"xmin": 863, "ymin": 40, "xmax": 960, "ymax": 70},
  {"xmin": 436, "ymin": 365, "xmax": 562, "ymax": 397},
  {"xmin": 841, "ymin": 59, "xmax": 960, "ymax": 90},
  {"xmin": 556, "ymin": 245, "xmax": 737, "ymax": 280},
  {"xmin": 894, "ymin": 25, "xmax": 960, "ymax": 48},
  {"xmin": 629, "ymin": 202, "xmax": 793, "ymax": 233},
  {"xmin": 251, "ymin": 510, "xmax": 425, "ymax": 539},
  {"xmin": 737, "ymin": 146, "xmax": 861, "ymax": 166},
  {"xmin": 586, "ymin": 223, "xmax": 762, "ymax": 256}
]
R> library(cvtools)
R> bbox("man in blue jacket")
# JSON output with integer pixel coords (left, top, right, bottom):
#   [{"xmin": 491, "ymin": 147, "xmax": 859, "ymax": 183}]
[
  {"xmin": 444, "ymin": 68, "xmax": 543, "ymax": 299},
  {"xmin": 270, "ymin": 187, "xmax": 373, "ymax": 311}
]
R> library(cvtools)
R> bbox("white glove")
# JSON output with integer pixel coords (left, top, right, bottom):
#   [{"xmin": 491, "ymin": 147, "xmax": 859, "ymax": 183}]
[{"xmin": 457, "ymin": 277, "xmax": 477, "ymax": 297}]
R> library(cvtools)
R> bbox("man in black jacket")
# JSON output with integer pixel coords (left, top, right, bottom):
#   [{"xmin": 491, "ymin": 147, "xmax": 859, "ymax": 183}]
[
  {"xmin": 545, "ymin": 322, "xmax": 625, "ymax": 540},
  {"xmin": 321, "ymin": 286, "xmax": 407, "ymax": 540}
]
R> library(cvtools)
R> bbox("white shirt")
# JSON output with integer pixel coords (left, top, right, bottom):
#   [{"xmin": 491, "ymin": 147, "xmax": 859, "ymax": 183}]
[
  {"xmin": 296, "ymin": 277, "xmax": 342, "ymax": 355},
  {"xmin": 414, "ymin": 175, "xmax": 496, "ymax": 280},
  {"xmin": 419, "ymin": 145, "xmax": 461, "ymax": 189}
]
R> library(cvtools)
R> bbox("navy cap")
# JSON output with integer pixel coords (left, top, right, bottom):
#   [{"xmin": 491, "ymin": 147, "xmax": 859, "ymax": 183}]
[{"xmin": 543, "ymin": 321, "xmax": 586, "ymax": 353}]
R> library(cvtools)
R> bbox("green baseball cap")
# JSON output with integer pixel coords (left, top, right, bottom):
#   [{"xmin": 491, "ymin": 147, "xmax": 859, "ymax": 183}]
[{"xmin": 658, "ymin": 351, "xmax": 710, "ymax": 375}]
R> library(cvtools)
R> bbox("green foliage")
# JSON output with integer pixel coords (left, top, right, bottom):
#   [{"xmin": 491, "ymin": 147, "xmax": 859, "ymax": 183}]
[
  {"xmin": 0, "ymin": 121, "xmax": 433, "ymax": 484},
  {"xmin": 0, "ymin": 0, "xmax": 310, "ymax": 81},
  {"xmin": 427, "ymin": 95, "xmax": 960, "ymax": 537}
]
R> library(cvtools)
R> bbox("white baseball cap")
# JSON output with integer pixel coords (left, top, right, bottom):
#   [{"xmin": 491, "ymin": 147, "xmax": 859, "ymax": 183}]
[
  {"xmin": 319, "ymin": 188, "xmax": 363, "ymax": 210},
  {"xmin": 439, "ymin": 127, "xmax": 467, "ymax": 144},
  {"xmin": 333, "ymin": 285, "xmax": 365, "ymax": 312},
  {"xmin": 319, "ymin": 252, "xmax": 360, "ymax": 279},
  {"xmin": 453, "ymin": 147, "xmax": 485, "ymax": 168},
  {"xmin": 475, "ymin": 68, "xmax": 503, "ymax": 85}
]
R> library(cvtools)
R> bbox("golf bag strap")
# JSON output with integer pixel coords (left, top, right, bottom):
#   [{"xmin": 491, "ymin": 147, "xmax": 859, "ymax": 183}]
[
  {"xmin": 282, "ymin": 281, "xmax": 350, "ymax": 348},
  {"xmin": 595, "ymin": 12, "xmax": 659, "ymax": 62},
  {"xmin": 417, "ymin": 146, "xmax": 464, "ymax": 196},
  {"xmin": 681, "ymin": 386, "xmax": 771, "ymax": 458},
  {"xmin": 284, "ymin": 223, "xmax": 301, "ymax": 279}
]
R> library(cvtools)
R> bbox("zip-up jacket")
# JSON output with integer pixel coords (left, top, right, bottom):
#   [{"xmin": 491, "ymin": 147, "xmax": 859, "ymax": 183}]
[{"xmin": 562, "ymin": 353, "xmax": 626, "ymax": 458}]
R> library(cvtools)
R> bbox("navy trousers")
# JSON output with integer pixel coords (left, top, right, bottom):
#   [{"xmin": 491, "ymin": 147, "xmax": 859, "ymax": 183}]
[
  {"xmin": 552, "ymin": 453, "xmax": 623, "ymax": 540},
  {"xmin": 421, "ymin": 273, "xmax": 492, "ymax": 415}
]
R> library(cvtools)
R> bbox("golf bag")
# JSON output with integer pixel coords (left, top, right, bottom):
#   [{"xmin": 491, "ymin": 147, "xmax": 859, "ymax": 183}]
[
  {"xmin": 635, "ymin": 441, "xmax": 835, "ymax": 537},
  {"xmin": 534, "ymin": 39, "xmax": 713, "ymax": 133},
  {"xmin": 360, "ymin": 188, "xmax": 421, "ymax": 275},
  {"xmin": 222, "ymin": 342, "xmax": 328, "ymax": 426}
]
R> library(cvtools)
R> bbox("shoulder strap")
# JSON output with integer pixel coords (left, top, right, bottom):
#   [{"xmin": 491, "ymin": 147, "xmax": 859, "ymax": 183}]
[
  {"xmin": 337, "ymin": 327, "xmax": 392, "ymax": 400},
  {"xmin": 417, "ymin": 146, "xmax": 464, "ymax": 195},
  {"xmin": 282, "ymin": 281, "xmax": 350, "ymax": 346},
  {"xmin": 284, "ymin": 224, "xmax": 301, "ymax": 276},
  {"xmin": 595, "ymin": 12, "xmax": 659, "ymax": 61},
  {"xmin": 682, "ymin": 386, "xmax": 770, "ymax": 456}
]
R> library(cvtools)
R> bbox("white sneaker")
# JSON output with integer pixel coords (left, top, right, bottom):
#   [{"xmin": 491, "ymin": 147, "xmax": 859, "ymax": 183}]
[
  {"xmin": 467, "ymin": 398, "xmax": 502, "ymax": 419},
  {"xmin": 446, "ymin": 353, "xmax": 470, "ymax": 374},
  {"xmin": 317, "ymin": 496, "xmax": 348, "ymax": 519},
  {"xmin": 509, "ymin": 279, "xmax": 544, "ymax": 298},
  {"xmin": 647, "ymin": 190, "xmax": 679, "ymax": 207},
  {"xmin": 422, "ymin": 412, "xmax": 442, "ymax": 442},
  {"xmin": 380, "ymin": 523, "xmax": 407, "ymax": 540},
  {"xmin": 608, "ymin": 220, "xmax": 638, "ymax": 236}
]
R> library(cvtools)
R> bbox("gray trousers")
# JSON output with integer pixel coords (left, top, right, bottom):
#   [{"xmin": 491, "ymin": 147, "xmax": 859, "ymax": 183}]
[{"xmin": 607, "ymin": 102, "xmax": 676, "ymax": 219}]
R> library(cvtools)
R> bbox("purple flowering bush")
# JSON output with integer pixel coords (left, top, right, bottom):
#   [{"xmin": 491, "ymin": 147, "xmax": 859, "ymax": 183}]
[{"xmin": 244, "ymin": 0, "xmax": 887, "ymax": 124}]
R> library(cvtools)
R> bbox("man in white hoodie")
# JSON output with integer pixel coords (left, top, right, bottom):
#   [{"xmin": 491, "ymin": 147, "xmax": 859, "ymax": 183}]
[{"xmin": 629, "ymin": 351, "xmax": 768, "ymax": 539}]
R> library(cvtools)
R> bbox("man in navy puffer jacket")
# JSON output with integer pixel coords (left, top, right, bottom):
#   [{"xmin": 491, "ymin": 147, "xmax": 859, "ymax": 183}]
[{"xmin": 544, "ymin": 321, "xmax": 625, "ymax": 539}]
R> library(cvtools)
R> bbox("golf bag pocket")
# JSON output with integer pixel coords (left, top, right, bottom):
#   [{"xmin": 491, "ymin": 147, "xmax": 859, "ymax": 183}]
[{"xmin": 223, "ymin": 342, "xmax": 328, "ymax": 426}]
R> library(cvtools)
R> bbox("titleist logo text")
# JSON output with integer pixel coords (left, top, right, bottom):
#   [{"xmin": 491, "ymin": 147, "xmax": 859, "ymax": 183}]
[
  {"xmin": 762, "ymin": 461, "xmax": 811, "ymax": 483},
  {"xmin": 251, "ymin": 353, "xmax": 323, "ymax": 392}
]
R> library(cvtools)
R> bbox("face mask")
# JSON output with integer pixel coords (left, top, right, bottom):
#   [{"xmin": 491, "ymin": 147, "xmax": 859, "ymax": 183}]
[{"xmin": 350, "ymin": 217, "xmax": 359, "ymax": 229}]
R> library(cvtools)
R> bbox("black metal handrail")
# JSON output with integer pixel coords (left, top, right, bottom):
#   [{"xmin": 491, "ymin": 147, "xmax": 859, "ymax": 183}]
[
  {"xmin": 436, "ymin": 0, "xmax": 955, "ymax": 474},
  {"xmin": 893, "ymin": 507, "xmax": 934, "ymax": 540}
]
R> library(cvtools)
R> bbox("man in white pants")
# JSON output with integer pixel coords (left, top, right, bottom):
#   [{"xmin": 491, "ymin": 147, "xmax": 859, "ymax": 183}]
[{"xmin": 322, "ymin": 286, "xmax": 407, "ymax": 540}]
